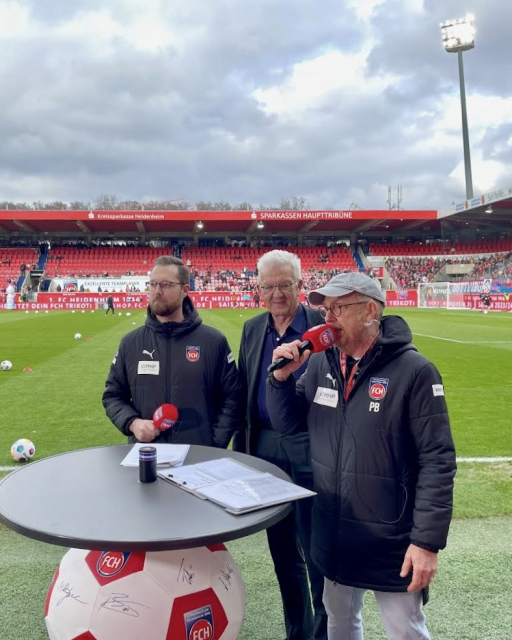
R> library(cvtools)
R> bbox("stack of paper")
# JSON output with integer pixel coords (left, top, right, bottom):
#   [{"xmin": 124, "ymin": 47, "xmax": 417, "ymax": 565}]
[
  {"xmin": 158, "ymin": 458, "xmax": 316, "ymax": 514},
  {"xmin": 120, "ymin": 443, "xmax": 190, "ymax": 467}
]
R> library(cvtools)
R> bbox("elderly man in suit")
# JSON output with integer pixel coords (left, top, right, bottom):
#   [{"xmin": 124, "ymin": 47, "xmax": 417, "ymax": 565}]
[{"xmin": 234, "ymin": 249, "xmax": 327, "ymax": 640}]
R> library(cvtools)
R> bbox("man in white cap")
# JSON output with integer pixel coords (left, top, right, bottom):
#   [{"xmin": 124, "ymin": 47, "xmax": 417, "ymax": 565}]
[{"xmin": 266, "ymin": 271, "xmax": 456, "ymax": 640}]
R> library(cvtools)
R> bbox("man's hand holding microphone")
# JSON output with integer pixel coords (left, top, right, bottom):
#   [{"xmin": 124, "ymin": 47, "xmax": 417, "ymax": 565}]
[
  {"xmin": 269, "ymin": 324, "xmax": 338, "ymax": 382},
  {"xmin": 271, "ymin": 341, "xmax": 312, "ymax": 382},
  {"xmin": 129, "ymin": 403, "xmax": 179, "ymax": 442}
]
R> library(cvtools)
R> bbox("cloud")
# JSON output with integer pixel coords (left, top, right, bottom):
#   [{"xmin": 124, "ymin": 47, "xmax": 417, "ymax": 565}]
[{"xmin": 0, "ymin": 0, "xmax": 510, "ymax": 210}]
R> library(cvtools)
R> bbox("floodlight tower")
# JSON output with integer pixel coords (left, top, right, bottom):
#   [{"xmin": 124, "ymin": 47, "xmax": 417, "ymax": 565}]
[{"xmin": 440, "ymin": 14, "xmax": 476, "ymax": 200}]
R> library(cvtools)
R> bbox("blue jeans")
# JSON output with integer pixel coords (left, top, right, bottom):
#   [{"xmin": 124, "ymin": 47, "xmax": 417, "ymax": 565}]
[{"xmin": 323, "ymin": 579, "xmax": 431, "ymax": 640}]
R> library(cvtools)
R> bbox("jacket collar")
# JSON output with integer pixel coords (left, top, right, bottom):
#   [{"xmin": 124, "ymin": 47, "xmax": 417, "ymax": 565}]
[{"xmin": 144, "ymin": 297, "xmax": 202, "ymax": 336}]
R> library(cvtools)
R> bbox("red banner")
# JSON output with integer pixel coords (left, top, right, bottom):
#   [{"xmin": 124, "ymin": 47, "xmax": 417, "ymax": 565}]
[
  {"xmin": 0, "ymin": 209, "xmax": 438, "ymax": 222},
  {"xmin": 5, "ymin": 292, "xmax": 148, "ymax": 311},
  {"xmin": 3, "ymin": 290, "xmax": 510, "ymax": 311},
  {"xmin": 385, "ymin": 290, "xmax": 419, "ymax": 307},
  {"xmin": 2, "ymin": 292, "xmax": 262, "ymax": 311}
]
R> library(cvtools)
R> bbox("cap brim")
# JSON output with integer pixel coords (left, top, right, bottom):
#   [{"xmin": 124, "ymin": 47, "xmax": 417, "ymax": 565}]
[{"xmin": 308, "ymin": 286, "xmax": 353, "ymax": 306}]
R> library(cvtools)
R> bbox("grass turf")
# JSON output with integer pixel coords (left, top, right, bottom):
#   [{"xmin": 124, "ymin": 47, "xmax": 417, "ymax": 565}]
[
  {"xmin": 0, "ymin": 307, "xmax": 511, "ymax": 638},
  {"xmin": 1, "ymin": 518, "xmax": 511, "ymax": 640}
]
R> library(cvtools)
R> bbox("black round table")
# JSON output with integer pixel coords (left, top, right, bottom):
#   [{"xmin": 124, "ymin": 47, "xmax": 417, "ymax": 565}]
[{"xmin": 0, "ymin": 444, "xmax": 292, "ymax": 551}]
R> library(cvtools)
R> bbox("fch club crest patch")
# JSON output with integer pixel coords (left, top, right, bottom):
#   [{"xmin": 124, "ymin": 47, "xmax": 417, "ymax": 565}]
[
  {"xmin": 184, "ymin": 604, "xmax": 214, "ymax": 640},
  {"xmin": 186, "ymin": 346, "xmax": 201, "ymax": 362},
  {"xmin": 368, "ymin": 377, "xmax": 389, "ymax": 401},
  {"xmin": 96, "ymin": 551, "xmax": 132, "ymax": 578}
]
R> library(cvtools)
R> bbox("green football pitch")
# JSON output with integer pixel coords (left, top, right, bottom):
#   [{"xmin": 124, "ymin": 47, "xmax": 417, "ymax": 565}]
[{"xmin": 0, "ymin": 307, "xmax": 511, "ymax": 639}]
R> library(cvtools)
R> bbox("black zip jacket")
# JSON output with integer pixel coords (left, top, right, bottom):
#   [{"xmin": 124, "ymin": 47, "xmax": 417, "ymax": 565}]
[
  {"xmin": 267, "ymin": 315, "xmax": 456, "ymax": 591},
  {"xmin": 102, "ymin": 298, "xmax": 240, "ymax": 448}
]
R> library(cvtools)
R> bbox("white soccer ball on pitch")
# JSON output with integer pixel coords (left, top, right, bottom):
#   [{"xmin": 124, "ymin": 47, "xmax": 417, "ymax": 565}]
[
  {"xmin": 10, "ymin": 438, "xmax": 36, "ymax": 462},
  {"xmin": 1, "ymin": 360, "xmax": 13, "ymax": 370},
  {"xmin": 45, "ymin": 545, "xmax": 245, "ymax": 640},
  {"xmin": 74, "ymin": 333, "xmax": 82, "ymax": 340}
]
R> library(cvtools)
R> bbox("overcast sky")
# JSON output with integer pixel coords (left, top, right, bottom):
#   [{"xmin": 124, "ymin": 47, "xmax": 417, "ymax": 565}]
[{"xmin": 1, "ymin": 0, "xmax": 511, "ymax": 210}]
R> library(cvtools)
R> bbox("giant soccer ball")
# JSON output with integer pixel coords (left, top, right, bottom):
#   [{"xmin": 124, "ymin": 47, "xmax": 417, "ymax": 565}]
[
  {"xmin": 10, "ymin": 438, "xmax": 36, "ymax": 462},
  {"xmin": 45, "ymin": 545, "xmax": 245, "ymax": 640},
  {"xmin": 1, "ymin": 360, "xmax": 13, "ymax": 370}
]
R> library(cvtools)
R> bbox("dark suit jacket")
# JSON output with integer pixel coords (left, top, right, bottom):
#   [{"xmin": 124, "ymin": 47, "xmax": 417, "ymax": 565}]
[{"xmin": 234, "ymin": 303, "xmax": 323, "ymax": 455}]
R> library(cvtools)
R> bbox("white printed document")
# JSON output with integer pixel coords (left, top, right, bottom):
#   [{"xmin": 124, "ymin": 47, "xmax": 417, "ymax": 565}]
[
  {"xmin": 157, "ymin": 458, "xmax": 263, "ymax": 490},
  {"xmin": 158, "ymin": 458, "xmax": 316, "ymax": 514},
  {"xmin": 120, "ymin": 443, "xmax": 190, "ymax": 467}
]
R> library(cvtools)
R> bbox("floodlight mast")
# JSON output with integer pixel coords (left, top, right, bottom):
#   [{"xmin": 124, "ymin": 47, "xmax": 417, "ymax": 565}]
[{"xmin": 440, "ymin": 14, "xmax": 476, "ymax": 200}]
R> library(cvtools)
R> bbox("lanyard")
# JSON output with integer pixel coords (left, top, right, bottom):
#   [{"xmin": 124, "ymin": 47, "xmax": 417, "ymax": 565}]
[{"xmin": 339, "ymin": 334, "xmax": 379, "ymax": 402}]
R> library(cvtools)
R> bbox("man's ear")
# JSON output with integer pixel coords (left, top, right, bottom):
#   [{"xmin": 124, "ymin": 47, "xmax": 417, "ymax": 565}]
[{"xmin": 366, "ymin": 300, "xmax": 378, "ymax": 322}]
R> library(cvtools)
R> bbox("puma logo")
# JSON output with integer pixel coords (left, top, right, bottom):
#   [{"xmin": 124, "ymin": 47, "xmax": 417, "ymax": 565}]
[
  {"xmin": 142, "ymin": 349, "xmax": 155, "ymax": 360},
  {"xmin": 326, "ymin": 373, "xmax": 336, "ymax": 387}
]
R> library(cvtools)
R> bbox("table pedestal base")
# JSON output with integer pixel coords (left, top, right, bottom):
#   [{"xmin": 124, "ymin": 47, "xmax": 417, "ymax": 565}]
[{"xmin": 45, "ymin": 545, "xmax": 245, "ymax": 640}]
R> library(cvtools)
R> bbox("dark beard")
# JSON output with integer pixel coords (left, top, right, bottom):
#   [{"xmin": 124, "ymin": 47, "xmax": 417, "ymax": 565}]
[{"xmin": 149, "ymin": 298, "xmax": 182, "ymax": 318}]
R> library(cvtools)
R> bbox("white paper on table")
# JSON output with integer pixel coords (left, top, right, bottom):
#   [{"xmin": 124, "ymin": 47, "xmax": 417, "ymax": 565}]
[
  {"xmin": 120, "ymin": 443, "xmax": 190, "ymax": 467},
  {"xmin": 157, "ymin": 458, "xmax": 264, "ymax": 490},
  {"xmin": 197, "ymin": 473, "xmax": 316, "ymax": 513}
]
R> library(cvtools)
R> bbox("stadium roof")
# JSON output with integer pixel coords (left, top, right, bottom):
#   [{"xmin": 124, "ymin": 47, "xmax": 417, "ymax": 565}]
[
  {"xmin": 437, "ymin": 184, "xmax": 512, "ymax": 234},
  {"xmin": 0, "ymin": 184, "xmax": 510, "ymax": 238},
  {"xmin": 0, "ymin": 208, "xmax": 439, "ymax": 236}
]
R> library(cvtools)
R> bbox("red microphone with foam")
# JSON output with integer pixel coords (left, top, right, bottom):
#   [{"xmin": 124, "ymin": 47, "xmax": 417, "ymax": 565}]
[
  {"xmin": 153, "ymin": 404, "xmax": 179, "ymax": 431},
  {"xmin": 267, "ymin": 324, "xmax": 338, "ymax": 373}
]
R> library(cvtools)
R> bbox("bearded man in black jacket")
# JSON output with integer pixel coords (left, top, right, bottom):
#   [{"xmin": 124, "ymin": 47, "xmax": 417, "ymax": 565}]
[
  {"xmin": 267, "ymin": 272, "xmax": 456, "ymax": 640},
  {"xmin": 103, "ymin": 256, "xmax": 239, "ymax": 447}
]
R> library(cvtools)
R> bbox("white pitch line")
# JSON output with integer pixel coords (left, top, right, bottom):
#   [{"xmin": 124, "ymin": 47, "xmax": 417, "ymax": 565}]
[
  {"xmin": 467, "ymin": 341, "xmax": 512, "ymax": 344},
  {"xmin": 457, "ymin": 457, "xmax": 512, "ymax": 463},
  {"xmin": 413, "ymin": 333, "xmax": 512, "ymax": 345},
  {"xmin": 0, "ymin": 459, "xmax": 506, "ymax": 472},
  {"xmin": 413, "ymin": 333, "xmax": 465, "ymax": 343}
]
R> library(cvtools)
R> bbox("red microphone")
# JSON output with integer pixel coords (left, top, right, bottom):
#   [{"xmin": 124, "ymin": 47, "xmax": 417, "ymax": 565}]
[
  {"xmin": 153, "ymin": 404, "xmax": 179, "ymax": 431},
  {"xmin": 267, "ymin": 324, "xmax": 338, "ymax": 373}
]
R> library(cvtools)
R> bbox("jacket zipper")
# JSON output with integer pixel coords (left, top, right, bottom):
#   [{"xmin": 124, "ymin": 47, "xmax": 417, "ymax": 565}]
[
  {"xmin": 166, "ymin": 327, "xmax": 172, "ymax": 438},
  {"xmin": 326, "ymin": 349, "xmax": 345, "ymax": 584},
  {"xmin": 329, "ymin": 346, "xmax": 381, "ymax": 583}
]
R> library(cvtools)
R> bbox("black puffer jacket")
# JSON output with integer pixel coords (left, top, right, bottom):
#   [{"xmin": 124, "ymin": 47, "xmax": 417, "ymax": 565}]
[
  {"xmin": 267, "ymin": 315, "xmax": 456, "ymax": 591},
  {"xmin": 103, "ymin": 298, "xmax": 240, "ymax": 447}
]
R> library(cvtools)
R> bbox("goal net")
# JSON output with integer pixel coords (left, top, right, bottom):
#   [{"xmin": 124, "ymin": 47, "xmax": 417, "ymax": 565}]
[{"xmin": 417, "ymin": 281, "xmax": 490, "ymax": 310}]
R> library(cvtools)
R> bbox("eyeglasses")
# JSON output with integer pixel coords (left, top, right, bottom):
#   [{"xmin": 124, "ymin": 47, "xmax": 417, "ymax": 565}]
[
  {"xmin": 318, "ymin": 301, "xmax": 367, "ymax": 318},
  {"xmin": 259, "ymin": 282, "xmax": 297, "ymax": 294},
  {"xmin": 146, "ymin": 280, "xmax": 183, "ymax": 291}
]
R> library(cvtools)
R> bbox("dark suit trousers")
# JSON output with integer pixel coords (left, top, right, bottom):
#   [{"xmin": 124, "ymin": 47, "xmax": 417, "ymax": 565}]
[
  {"xmin": 283, "ymin": 433, "xmax": 328, "ymax": 640},
  {"xmin": 255, "ymin": 428, "xmax": 327, "ymax": 640}
]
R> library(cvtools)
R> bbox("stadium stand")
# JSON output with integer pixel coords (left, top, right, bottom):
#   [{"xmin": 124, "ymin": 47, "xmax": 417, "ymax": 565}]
[
  {"xmin": 181, "ymin": 245, "xmax": 357, "ymax": 292},
  {"xmin": 3, "ymin": 240, "xmax": 511, "ymax": 293},
  {"xmin": 0, "ymin": 247, "xmax": 39, "ymax": 284},
  {"xmin": 384, "ymin": 253, "xmax": 512, "ymax": 289},
  {"xmin": 42, "ymin": 244, "xmax": 358, "ymax": 285},
  {"xmin": 369, "ymin": 238, "xmax": 512, "ymax": 257},
  {"xmin": 44, "ymin": 246, "xmax": 174, "ymax": 278}
]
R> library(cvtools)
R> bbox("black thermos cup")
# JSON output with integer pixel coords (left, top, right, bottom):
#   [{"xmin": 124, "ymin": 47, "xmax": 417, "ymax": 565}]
[{"xmin": 139, "ymin": 446, "xmax": 157, "ymax": 483}]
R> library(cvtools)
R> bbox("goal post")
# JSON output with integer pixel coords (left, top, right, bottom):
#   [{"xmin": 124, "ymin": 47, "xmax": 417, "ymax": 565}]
[{"xmin": 417, "ymin": 281, "xmax": 492, "ymax": 310}]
